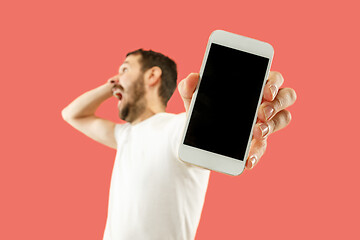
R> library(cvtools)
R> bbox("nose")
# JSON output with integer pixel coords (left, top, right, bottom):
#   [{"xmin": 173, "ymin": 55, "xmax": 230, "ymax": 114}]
[
  {"xmin": 109, "ymin": 74, "xmax": 120, "ymax": 84},
  {"xmin": 113, "ymin": 75, "xmax": 125, "ymax": 91}
]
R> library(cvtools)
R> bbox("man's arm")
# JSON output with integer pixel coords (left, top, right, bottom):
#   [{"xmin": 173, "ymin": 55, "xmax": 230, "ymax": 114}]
[{"xmin": 61, "ymin": 77, "xmax": 119, "ymax": 149}]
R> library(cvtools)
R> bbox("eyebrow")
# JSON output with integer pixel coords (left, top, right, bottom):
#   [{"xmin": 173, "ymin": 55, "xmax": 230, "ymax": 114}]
[{"xmin": 118, "ymin": 61, "xmax": 130, "ymax": 72}]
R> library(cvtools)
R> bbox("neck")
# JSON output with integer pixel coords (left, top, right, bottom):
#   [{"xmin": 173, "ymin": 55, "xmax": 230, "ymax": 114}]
[{"xmin": 130, "ymin": 104, "xmax": 166, "ymax": 125}]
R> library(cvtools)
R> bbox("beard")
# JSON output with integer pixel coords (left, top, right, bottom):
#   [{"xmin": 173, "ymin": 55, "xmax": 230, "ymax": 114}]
[{"xmin": 118, "ymin": 74, "xmax": 147, "ymax": 123}]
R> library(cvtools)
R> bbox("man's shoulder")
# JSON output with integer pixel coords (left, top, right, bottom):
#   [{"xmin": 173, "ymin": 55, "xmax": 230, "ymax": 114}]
[
  {"xmin": 155, "ymin": 112, "xmax": 186, "ymax": 127},
  {"xmin": 159, "ymin": 112, "xmax": 186, "ymax": 120}
]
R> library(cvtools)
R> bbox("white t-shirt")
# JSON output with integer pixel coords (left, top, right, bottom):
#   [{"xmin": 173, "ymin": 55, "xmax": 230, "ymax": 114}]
[{"xmin": 103, "ymin": 112, "xmax": 211, "ymax": 240}]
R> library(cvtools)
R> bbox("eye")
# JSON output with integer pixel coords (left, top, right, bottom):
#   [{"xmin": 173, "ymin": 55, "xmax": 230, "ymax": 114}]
[{"xmin": 122, "ymin": 67, "xmax": 128, "ymax": 73}]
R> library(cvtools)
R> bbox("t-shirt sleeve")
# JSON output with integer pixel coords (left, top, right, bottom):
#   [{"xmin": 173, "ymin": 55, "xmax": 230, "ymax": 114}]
[{"xmin": 170, "ymin": 113, "xmax": 187, "ymax": 158}]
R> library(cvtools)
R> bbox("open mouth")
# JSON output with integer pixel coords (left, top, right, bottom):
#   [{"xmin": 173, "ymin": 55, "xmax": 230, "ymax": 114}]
[{"xmin": 113, "ymin": 88, "xmax": 123, "ymax": 101}]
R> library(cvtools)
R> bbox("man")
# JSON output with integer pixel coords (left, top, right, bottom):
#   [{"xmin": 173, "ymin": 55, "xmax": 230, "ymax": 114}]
[{"xmin": 62, "ymin": 49, "xmax": 296, "ymax": 240}]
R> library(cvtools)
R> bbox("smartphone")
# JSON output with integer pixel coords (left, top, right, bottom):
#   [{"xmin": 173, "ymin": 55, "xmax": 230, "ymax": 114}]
[{"xmin": 178, "ymin": 30, "xmax": 274, "ymax": 176}]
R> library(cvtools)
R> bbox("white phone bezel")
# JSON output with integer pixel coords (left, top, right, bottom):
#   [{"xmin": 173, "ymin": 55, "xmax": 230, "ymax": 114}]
[{"xmin": 178, "ymin": 30, "xmax": 274, "ymax": 176}]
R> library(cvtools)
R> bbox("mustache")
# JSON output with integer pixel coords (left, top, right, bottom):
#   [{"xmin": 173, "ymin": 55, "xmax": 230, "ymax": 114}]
[{"xmin": 112, "ymin": 83, "xmax": 125, "ymax": 92}]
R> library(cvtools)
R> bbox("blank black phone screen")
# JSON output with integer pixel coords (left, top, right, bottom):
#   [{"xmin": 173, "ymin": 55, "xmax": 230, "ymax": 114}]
[{"xmin": 183, "ymin": 43, "xmax": 269, "ymax": 160}]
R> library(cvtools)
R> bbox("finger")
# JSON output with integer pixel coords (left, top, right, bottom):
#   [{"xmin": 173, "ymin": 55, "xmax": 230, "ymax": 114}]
[
  {"xmin": 178, "ymin": 73, "xmax": 200, "ymax": 112},
  {"xmin": 258, "ymin": 87, "xmax": 297, "ymax": 122},
  {"xmin": 263, "ymin": 71, "xmax": 284, "ymax": 102},
  {"xmin": 252, "ymin": 121, "xmax": 270, "ymax": 140},
  {"xmin": 252, "ymin": 109, "xmax": 292, "ymax": 141},
  {"xmin": 245, "ymin": 138, "xmax": 267, "ymax": 170},
  {"xmin": 266, "ymin": 109, "xmax": 292, "ymax": 135}
]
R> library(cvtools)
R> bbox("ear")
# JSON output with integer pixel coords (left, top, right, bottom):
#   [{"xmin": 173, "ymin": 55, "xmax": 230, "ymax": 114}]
[{"xmin": 144, "ymin": 66, "xmax": 162, "ymax": 87}]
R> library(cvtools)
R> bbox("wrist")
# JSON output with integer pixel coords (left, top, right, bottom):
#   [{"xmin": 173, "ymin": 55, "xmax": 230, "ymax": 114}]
[{"xmin": 98, "ymin": 82, "xmax": 114, "ymax": 99}]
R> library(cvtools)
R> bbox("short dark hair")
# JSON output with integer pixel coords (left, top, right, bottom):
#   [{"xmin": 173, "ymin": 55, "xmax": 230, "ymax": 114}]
[{"xmin": 126, "ymin": 49, "xmax": 177, "ymax": 106}]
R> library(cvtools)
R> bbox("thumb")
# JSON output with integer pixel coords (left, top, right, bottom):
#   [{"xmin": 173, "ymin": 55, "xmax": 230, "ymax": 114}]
[{"xmin": 178, "ymin": 73, "xmax": 199, "ymax": 112}]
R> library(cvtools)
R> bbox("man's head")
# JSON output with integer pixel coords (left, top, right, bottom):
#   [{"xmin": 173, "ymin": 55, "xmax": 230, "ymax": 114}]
[{"xmin": 113, "ymin": 49, "xmax": 177, "ymax": 123}]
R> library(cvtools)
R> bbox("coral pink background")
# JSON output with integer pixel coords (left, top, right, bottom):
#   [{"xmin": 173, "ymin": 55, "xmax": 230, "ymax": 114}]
[{"xmin": 1, "ymin": 0, "xmax": 359, "ymax": 239}]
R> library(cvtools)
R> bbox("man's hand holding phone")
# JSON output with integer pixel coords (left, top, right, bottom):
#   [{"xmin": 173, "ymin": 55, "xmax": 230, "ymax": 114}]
[{"xmin": 178, "ymin": 71, "xmax": 297, "ymax": 171}]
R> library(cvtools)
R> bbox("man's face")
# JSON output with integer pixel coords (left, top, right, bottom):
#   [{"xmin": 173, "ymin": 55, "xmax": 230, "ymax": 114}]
[{"xmin": 113, "ymin": 54, "xmax": 147, "ymax": 122}]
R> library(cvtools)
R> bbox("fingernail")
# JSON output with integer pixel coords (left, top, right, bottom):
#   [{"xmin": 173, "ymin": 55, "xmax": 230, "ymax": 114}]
[
  {"xmin": 259, "ymin": 123, "xmax": 269, "ymax": 138},
  {"xmin": 269, "ymin": 85, "xmax": 277, "ymax": 100},
  {"xmin": 249, "ymin": 156, "xmax": 257, "ymax": 169},
  {"xmin": 263, "ymin": 106, "xmax": 274, "ymax": 120}
]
